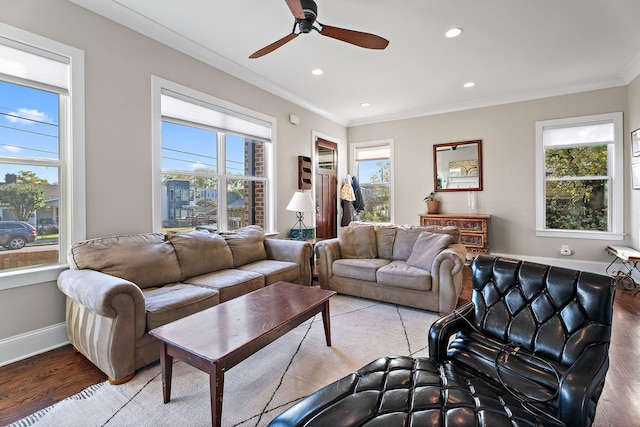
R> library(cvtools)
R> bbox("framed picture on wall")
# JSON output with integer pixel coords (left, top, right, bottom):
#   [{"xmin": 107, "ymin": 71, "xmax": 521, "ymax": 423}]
[
  {"xmin": 633, "ymin": 163, "xmax": 640, "ymax": 190},
  {"xmin": 633, "ymin": 128, "xmax": 640, "ymax": 157}
]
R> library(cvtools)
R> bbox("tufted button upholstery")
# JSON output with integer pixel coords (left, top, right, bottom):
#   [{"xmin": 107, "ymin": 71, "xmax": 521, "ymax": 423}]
[
  {"xmin": 269, "ymin": 355, "xmax": 557, "ymax": 427},
  {"xmin": 269, "ymin": 256, "xmax": 614, "ymax": 427}
]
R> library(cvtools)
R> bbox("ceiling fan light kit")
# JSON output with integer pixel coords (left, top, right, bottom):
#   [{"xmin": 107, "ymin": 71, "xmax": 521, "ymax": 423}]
[{"xmin": 249, "ymin": 0, "xmax": 389, "ymax": 58}]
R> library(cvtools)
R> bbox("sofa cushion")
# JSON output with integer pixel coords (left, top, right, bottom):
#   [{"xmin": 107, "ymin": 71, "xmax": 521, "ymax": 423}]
[
  {"xmin": 70, "ymin": 233, "xmax": 183, "ymax": 289},
  {"xmin": 375, "ymin": 225, "xmax": 397, "ymax": 260},
  {"xmin": 333, "ymin": 258, "xmax": 390, "ymax": 281},
  {"xmin": 186, "ymin": 269, "xmax": 264, "ymax": 302},
  {"xmin": 225, "ymin": 225, "xmax": 267, "ymax": 268},
  {"xmin": 392, "ymin": 226, "xmax": 423, "ymax": 261},
  {"xmin": 406, "ymin": 231, "xmax": 455, "ymax": 272},
  {"xmin": 339, "ymin": 223, "xmax": 377, "ymax": 259},
  {"xmin": 167, "ymin": 230, "xmax": 234, "ymax": 279},
  {"xmin": 376, "ymin": 261, "xmax": 432, "ymax": 291},
  {"xmin": 143, "ymin": 283, "xmax": 220, "ymax": 330},
  {"xmin": 238, "ymin": 260, "xmax": 300, "ymax": 285}
]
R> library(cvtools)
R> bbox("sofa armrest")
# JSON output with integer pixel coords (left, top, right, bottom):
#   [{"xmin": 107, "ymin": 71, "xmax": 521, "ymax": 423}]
[
  {"xmin": 264, "ymin": 239, "xmax": 313, "ymax": 285},
  {"xmin": 430, "ymin": 243, "xmax": 466, "ymax": 313},
  {"xmin": 315, "ymin": 238, "xmax": 341, "ymax": 289},
  {"xmin": 57, "ymin": 268, "xmax": 146, "ymax": 328},
  {"xmin": 557, "ymin": 342, "xmax": 610, "ymax": 427},
  {"xmin": 428, "ymin": 302, "xmax": 474, "ymax": 360}
]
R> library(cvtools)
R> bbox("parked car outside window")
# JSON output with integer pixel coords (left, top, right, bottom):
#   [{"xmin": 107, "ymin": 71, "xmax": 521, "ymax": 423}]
[{"xmin": 0, "ymin": 221, "xmax": 37, "ymax": 250}]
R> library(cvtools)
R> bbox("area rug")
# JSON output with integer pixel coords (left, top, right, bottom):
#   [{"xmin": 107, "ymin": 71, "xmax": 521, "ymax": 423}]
[{"xmin": 9, "ymin": 295, "xmax": 439, "ymax": 427}]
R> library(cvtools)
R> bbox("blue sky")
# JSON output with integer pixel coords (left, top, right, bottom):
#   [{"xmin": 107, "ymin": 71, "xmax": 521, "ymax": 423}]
[
  {"xmin": 162, "ymin": 121, "xmax": 252, "ymax": 176},
  {"xmin": 0, "ymin": 81, "xmax": 59, "ymax": 184}
]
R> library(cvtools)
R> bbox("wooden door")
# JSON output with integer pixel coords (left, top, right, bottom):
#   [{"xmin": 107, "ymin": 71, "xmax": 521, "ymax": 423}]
[{"xmin": 315, "ymin": 138, "xmax": 337, "ymax": 239}]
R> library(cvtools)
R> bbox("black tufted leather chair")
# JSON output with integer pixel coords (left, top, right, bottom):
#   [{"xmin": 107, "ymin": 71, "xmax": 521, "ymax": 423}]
[{"xmin": 268, "ymin": 256, "xmax": 614, "ymax": 427}]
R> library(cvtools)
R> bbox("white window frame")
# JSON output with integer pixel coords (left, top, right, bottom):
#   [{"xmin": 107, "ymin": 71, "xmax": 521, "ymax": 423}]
[
  {"xmin": 349, "ymin": 139, "xmax": 395, "ymax": 223},
  {"xmin": 535, "ymin": 112, "xmax": 623, "ymax": 240},
  {"xmin": 0, "ymin": 23, "xmax": 85, "ymax": 290},
  {"xmin": 151, "ymin": 76, "xmax": 275, "ymax": 233}
]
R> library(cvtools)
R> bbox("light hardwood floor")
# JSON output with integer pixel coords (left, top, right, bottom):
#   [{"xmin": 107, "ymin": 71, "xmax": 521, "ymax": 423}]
[{"xmin": 0, "ymin": 269, "xmax": 638, "ymax": 426}]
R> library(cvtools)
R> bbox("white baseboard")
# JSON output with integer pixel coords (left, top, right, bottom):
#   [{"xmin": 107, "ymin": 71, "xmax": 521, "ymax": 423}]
[
  {"xmin": 0, "ymin": 322, "xmax": 69, "ymax": 367},
  {"xmin": 488, "ymin": 252, "xmax": 612, "ymax": 276}
]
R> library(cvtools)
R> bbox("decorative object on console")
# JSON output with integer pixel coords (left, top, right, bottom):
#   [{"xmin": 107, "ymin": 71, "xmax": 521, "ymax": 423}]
[
  {"xmin": 287, "ymin": 190, "xmax": 315, "ymax": 239},
  {"xmin": 420, "ymin": 213, "xmax": 489, "ymax": 254},
  {"xmin": 423, "ymin": 191, "xmax": 439, "ymax": 214}
]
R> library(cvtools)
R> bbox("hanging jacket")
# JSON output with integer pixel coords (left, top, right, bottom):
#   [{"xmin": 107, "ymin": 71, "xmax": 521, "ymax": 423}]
[
  {"xmin": 351, "ymin": 175, "xmax": 364, "ymax": 212},
  {"xmin": 341, "ymin": 199, "xmax": 356, "ymax": 226},
  {"xmin": 340, "ymin": 176, "xmax": 356, "ymax": 201}
]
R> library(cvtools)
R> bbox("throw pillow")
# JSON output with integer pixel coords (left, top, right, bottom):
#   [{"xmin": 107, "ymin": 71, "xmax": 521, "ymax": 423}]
[
  {"xmin": 406, "ymin": 231, "xmax": 455, "ymax": 271},
  {"xmin": 167, "ymin": 230, "xmax": 233, "ymax": 279},
  {"xmin": 225, "ymin": 225, "xmax": 267, "ymax": 267},
  {"xmin": 339, "ymin": 223, "xmax": 377, "ymax": 259}
]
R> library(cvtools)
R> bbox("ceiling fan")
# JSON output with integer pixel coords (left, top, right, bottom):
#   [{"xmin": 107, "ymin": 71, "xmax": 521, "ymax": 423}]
[{"xmin": 249, "ymin": 0, "xmax": 389, "ymax": 59}]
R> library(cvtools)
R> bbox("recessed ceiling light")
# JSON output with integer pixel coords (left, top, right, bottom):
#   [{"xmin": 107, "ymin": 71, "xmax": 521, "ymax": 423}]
[
  {"xmin": 312, "ymin": 69, "xmax": 324, "ymax": 76},
  {"xmin": 360, "ymin": 102, "xmax": 370, "ymax": 107},
  {"xmin": 463, "ymin": 82, "xmax": 476, "ymax": 88},
  {"xmin": 445, "ymin": 27, "xmax": 463, "ymax": 38}
]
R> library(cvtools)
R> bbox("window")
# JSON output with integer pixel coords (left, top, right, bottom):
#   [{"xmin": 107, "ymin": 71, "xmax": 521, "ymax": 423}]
[
  {"xmin": 0, "ymin": 24, "xmax": 85, "ymax": 283},
  {"xmin": 350, "ymin": 140, "xmax": 394, "ymax": 223},
  {"xmin": 535, "ymin": 112, "xmax": 623, "ymax": 240},
  {"xmin": 153, "ymin": 79, "xmax": 274, "ymax": 233}
]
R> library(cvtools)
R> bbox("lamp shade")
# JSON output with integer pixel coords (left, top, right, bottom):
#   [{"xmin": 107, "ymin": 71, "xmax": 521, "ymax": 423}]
[{"xmin": 286, "ymin": 191, "xmax": 315, "ymax": 213}]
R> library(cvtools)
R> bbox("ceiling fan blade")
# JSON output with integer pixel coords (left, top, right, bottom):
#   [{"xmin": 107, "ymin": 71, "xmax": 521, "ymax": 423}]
[
  {"xmin": 284, "ymin": 0, "xmax": 305, "ymax": 19},
  {"xmin": 249, "ymin": 33, "xmax": 299, "ymax": 59},
  {"xmin": 319, "ymin": 25, "xmax": 389, "ymax": 50}
]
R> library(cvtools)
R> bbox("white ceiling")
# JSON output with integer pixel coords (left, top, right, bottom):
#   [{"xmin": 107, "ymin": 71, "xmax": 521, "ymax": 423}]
[{"xmin": 70, "ymin": 0, "xmax": 640, "ymax": 126}]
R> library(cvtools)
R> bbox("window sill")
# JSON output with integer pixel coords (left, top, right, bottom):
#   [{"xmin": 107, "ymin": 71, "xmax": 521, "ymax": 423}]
[
  {"xmin": 0, "ymin": 263, "xmax": 69, "ymax": 291},
  {"xmin": 535, "ymin": 229, "xmax": 624, "ymax": 241}
]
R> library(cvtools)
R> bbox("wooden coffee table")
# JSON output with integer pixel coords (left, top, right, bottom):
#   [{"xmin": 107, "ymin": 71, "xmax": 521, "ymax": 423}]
[{"xmin": 148, "ymin": 281, "xmax": 336, "ymax": 427}]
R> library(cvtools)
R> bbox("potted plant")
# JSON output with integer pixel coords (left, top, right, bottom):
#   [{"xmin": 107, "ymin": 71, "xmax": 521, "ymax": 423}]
[{"xmin": 424, "ymin": 192, "xmax": 440, "ymax": 214}]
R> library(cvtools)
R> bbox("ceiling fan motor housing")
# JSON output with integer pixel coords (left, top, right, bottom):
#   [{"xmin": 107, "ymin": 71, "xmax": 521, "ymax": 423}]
[{"xmin": 298, "ymin": 0, "xmax": 318, "ymax": 33}]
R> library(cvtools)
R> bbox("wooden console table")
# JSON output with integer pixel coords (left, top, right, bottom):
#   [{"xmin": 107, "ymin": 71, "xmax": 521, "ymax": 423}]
[{"xmin": 419, "ymin": 213, "xmax": 490, "ymax": 253}]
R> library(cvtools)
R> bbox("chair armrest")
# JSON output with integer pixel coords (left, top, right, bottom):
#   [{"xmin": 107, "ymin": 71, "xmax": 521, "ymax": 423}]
[
  {"xmin": 57, "ymin": 268, "xmax": 145, "ymax": 319},
  {"xmin": 264, "ymin": 239, "xmax": 313, "ymax": 285},
  {"xmin": 428, "ymin": 302, "xmax": 474, "ymax": 360},
  {"xmin": 315, "ymin": 238, "xmax": 341, "ymax": 289},
  {"xmin": 431, "ymin": 243, "xmax": 466, "ymax": 313},
  {"xmin": 557, "ymin": 342, "xmax": 610, "ymax": 427}
]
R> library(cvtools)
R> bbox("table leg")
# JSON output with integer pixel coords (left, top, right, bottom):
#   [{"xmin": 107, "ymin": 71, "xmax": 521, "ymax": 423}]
[
  {"xmin": 159, "ymin": 341, "xmax": 173, "ymax": 404},
  {"xmin": 210, "ymin": 363, "xmax": 225, "ymax": 427},
  {"xmin": 321, "ymin": 300, "xmax": 332, "ymax": 346}
]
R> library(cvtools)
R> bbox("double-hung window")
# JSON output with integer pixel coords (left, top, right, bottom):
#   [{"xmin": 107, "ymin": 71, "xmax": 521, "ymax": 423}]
[
  {"xmin": 154, "ymin": 79, "xmax": 274, "ymax": 233},
  {"xmin": 0, "ymin": 24, "xmax": 84, "ymax": 281},
  {"xmin": 535, "ymin": 112, "xmax": 623, "ymax": 240},
  {"xmin": 350, "ymin": 140, "xmax": 394, "ymax": 223}
]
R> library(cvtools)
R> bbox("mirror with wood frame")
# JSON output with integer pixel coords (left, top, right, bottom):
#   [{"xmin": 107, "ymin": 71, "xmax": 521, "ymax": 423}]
[{"xmin": 434, "ymin": 140, "xmax": 483, "ymax": 192}]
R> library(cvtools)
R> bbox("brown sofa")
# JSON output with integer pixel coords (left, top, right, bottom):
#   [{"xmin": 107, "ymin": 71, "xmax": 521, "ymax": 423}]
[
  {"xmin": 57, "ymin": 226, "xmax": 311, "ymax": 383},
  {"xmin": 315, "ymin": 222, "xmax": 466, "ymax": 313}
]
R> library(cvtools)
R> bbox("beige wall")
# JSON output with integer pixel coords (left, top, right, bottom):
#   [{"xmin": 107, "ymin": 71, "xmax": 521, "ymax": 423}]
[
  {"xmin": 348, "ymin": 87, "xmax": 630, "ymax": 264},
  {"xmin": 0, "ymin": 0, "xmax": 346, "ymax": 344}
]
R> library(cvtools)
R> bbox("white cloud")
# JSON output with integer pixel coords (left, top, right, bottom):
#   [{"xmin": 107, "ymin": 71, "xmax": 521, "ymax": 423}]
[
  {"xmin": 1, "ymin": 145, "xmax": 22, "ymax": 154},
  {"xmin": 5, "ymin": 108, "xmax": 52, "ymax": 125}
]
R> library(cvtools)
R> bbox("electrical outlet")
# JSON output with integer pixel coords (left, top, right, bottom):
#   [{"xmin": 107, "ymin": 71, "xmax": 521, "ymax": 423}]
[{"xmin": 560, "ymin": 245, "xmax": 572, "ymax": 256}]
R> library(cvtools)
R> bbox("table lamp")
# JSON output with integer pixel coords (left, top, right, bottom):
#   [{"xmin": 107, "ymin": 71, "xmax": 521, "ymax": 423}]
[{"xmin": 286, "ymin": 190, "xmax": 315, "ymax": 239}]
